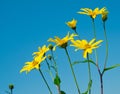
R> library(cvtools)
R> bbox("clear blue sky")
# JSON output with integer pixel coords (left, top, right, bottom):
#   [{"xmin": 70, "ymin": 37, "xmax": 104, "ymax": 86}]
[{"xmin": 0, "ymin": 0, "xmax": 120, "ymax": 94}]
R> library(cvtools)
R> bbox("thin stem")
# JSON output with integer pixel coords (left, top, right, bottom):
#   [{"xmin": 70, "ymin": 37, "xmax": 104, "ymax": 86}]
[
  {"xmin": 103, "ymin": 22, "xmax": 108, "ymax": 69},
  {"xmin": 38, "ymin": 68, "xmax": 52, "ymax": 94},
  {"xmin": 56, "ymin": 85, "xmax": 61, "ymax": 94},
  {"xmin": 45, "ymin": 59, "xmax": 54, "ymax": 81},
  {"xmin": 10, "ymin": 89, "xmax": 13, "ymax": 94},
  {"xmin": 64, "ymin": 47, "xmax": 81, "ymax": 94},
  {"xmin": 96, "ymin": 64, "xmax": 103, "ymax": 94},
  {"xmin": 100, "ymin": 74, "xmax": 103, "ymax": 94},
  {"xmin": 92, "ymin": 18, "xmax": 104, "ymax": 94},
  {"xmin": 91, "ymin": 18, "xmax": 99, "ymax": 65},
  {"xmin": 87, "ymin": 53, "xmax": 92, "ymax": 94},
  {"xmin": 92, "ymin": 18, "xmax": 96, "ymax": 38},
  {"xmin": 51, "ymin": 50, "xmax": 58, "ymax": 75},
  {"xmin": 74, "ymin": 29, "xmax": 80, "ymax": 39},
  {"xmin": 45, "ymin": 59, "xmax": 50, "ymax": 70},
  {"xmin": 50, "ymin": 50, "xmax": 61, "ymax": 94}
]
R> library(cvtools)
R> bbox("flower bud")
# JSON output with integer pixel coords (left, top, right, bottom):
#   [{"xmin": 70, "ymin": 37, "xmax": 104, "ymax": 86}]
[
  {"xmin": 9, "ymin": 84, "xmax": 14, "ymax": 90},
  {"xmin": 48, "ymin": 44, "xmax": 53, "ymax": 50},
  {"xmin": 102, "ymin": 14, "xmax": 108, "ymax": 22},
  {"xmin": 48, "ymin": 54, "xmax": 52, "ymax": 60}
]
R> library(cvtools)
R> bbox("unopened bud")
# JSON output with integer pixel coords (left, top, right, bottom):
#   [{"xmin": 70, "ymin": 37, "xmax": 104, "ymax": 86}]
[
  {"xmin": 48, "ymin": 54, "xmax": 52, "ymax": 60},
  {"xmin": 48, "ymin": 44, "xmax": 53, "ymax": 50},
  {"xmin": 9, "ymin": 84, "xmax": 14, "ymax": 90}
]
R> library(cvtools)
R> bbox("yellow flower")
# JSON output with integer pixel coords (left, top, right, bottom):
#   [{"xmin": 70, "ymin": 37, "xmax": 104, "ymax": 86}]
[
  {"xmin": 77, "ymin": 8, "xmax": 101, "ymax": 19},
  {"xmin": 33, "ymin": 45, "xmax": 49, "ymax": 56},
  {"xmin": 66, "ymin": 19, "xmax": 77, "ymax": 30},
  {"xmin": 20, "ymin": 55, "xmax": 46, "ymax": 73},
  {"xmin": 99, "ymin": 7, "xmax": 108, "ymax": 21},
  {"xmin": 71, "ymin": 38, "xmax": 103, "ymax": 58},
  {"xmin": 48, "ymin": 32, "xmax": 77, "ymax": 49}
]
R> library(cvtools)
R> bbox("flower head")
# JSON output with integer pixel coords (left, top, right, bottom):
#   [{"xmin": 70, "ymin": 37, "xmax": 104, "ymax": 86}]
[
  {"xmin": 71, "ymin": 38, "xmax": 103, "ymax": 58},
  {"xmin": 99, "ymin": 7, "xmax": 108, "ymax": 22},
  {"xmin": 20, "ymin": 55, "xmax": 46, "ymax": 73},
  {"xmin": 66, "ymin": 19, "xmax": 77, "ymax": 30},
  {"xmin": 48, "ymin": 32, "xmax": 77, "ymax": 49},
  {"xmin": 20, "ymin": 45, "xmax": 49, "ymax": 74},
  {"xmin": 77, "ymin": 8, "xmax": 101, "ymax": 19}
]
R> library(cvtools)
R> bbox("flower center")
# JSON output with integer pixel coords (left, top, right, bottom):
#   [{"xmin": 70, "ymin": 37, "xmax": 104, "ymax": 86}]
[{"xmin": 85, "ymin": 44, "xmax": 91, "ymax": 49}]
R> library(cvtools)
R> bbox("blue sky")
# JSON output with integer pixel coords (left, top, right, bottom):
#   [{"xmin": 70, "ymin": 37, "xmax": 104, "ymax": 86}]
[{"xmin": 0, "ymin": 0, "xmax": 120, "ymax": 94}]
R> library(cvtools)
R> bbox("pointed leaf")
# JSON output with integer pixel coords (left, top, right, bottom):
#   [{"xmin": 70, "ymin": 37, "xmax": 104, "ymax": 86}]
[
  {"xmin": 72, "ymin": 60, "xmax": 96, "ymax": 66},
  {"xmin": 61, "ymin": 91, "xmax": 66, "ymax": 94},
  {"xmin": 82, "ymin": 80, "xmax": 92, "ymax": 94},
  {"xmin": 103, "ymin": 64, "xmax": 120, "ymax": 74},
  {"xmin": 54, "ymin": 74, "xmax": 61, "ymax": 86}
]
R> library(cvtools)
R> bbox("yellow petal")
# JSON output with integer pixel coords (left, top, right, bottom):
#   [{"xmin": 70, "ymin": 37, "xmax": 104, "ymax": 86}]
[
  {"xmin": 92, "ymin": 40, "xmax": 103, "ymax": 47},
  {"xmin": 89, "ymin": 38, "xmax": 96, "ymax": 45},
  {"xmin": 83, "ymin": 50, "xmax": 88, "ymax": 58}
]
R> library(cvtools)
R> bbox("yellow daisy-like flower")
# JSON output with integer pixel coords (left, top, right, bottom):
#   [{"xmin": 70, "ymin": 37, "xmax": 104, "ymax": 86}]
[
  {"xmin": 66, "ymin": 19, "xmax": 77, "ymax": 30},
  {"xmin": 20, "ymin": 55, "xmax": 46, "ymax": 73},
  {"xmin": 48, "ymin": 32, "xmax": 77, "ymax": 49},
  {"xmin": 99, "ymin": 7, "xmax": 108, "ymax": 21},
  {"xmin": 71, "ymin": 38, "xmax": 103, "ymax": 58},
  {"xmin": 77, "ymin": 8, "xmax": 101, "ymax": 19},
  {"xmin": 33, "ymin": 45, "xmax": 49, "ymax": 56}
]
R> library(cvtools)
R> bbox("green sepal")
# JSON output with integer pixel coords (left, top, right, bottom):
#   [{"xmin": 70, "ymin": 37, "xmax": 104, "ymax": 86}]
[{"xmin": 54, "ymin": 74, "xmax": 61, "ymax": 86}]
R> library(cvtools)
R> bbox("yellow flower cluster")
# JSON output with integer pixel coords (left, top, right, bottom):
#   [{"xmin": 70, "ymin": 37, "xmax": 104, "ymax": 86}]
[
  {"xmin": 20, "ymin": 6, "xmax": 110, "ymax": 94},
  {"xmin": 20, "ymin": 45, "xmax": 49, "ymax": 73}
]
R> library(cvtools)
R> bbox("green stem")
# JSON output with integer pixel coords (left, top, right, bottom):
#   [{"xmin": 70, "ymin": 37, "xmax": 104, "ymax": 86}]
[
  {"xmin": 45, "ymin": 59, "xmax": 54, "ymax": 81},
  {"xmin": 50, "ymin": 50, "xmax": 61, "ymax": 94},
  {"xmin": 74, "ymin": 28, "xmax": 80, "ymax": 39},
  {"xmin": 10, "ymin": 89, "xmax": 13, "ymax": 94},
  {"xmin": 51, "ymin": 50, "xmax": 58, "ymax": 75},
  {"xmin": 103, "ymin": 22, "xmax": 108, "ymax": 69},
  {"xmin": 92, "ymin": 18, "xmax": 104, "ymax": 94},
  {"xmin": 87, "ymin": 53, "xmax": 92, "ymax": 94},
  {"xmin": 92, "ymin": 18, "xmax": 96, "ymax": 38},
  {"xmin": 97, "ymin": 65, "xmax": 103, "ymax": 94},
  {"xmin": 38, "ymin": 68, "xmax": 52, "ymax": 94},
  {"xmin": 57, "ymin": 85, "xmax": 61, "ymax": 94},
  {"xmin": 64, "ymin": 47, "xmax": 81, "ymax": 94},
  {"xmin": 91, "ymin": 18, "xmax": 98, "ymax": 65}
]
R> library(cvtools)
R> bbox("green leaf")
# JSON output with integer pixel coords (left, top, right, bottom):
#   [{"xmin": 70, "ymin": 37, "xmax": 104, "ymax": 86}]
[
  {"xmin": 60, "ymin": 91, "xmax": 66, "ymax": 94},
  {"xmin": 82, "ymin": 80, "xmax": 92, "ymax": 94},
  {"xmin": 54, "ymin": 74, "xmax": 61, "ymax": 86},
  {"xmin": 103, "ymin": 64, "xmax": 120, "ymax": 74},
  {"xmin": 72, "ymin": 60, "xmax": 96, "ymax": 66}
]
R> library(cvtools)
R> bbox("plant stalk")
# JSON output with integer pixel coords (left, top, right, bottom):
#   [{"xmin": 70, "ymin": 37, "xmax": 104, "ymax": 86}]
[
  {"xmin": 38, "ymin": 68, "xmax": 52, "ymax": 94},
  {"xmin": 64, "ymin": 47, "xmax": 81, "ymax": 94},
  {"xmin": 87, "ymin": 53, "xmax": 92, "ymax": 94}
]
